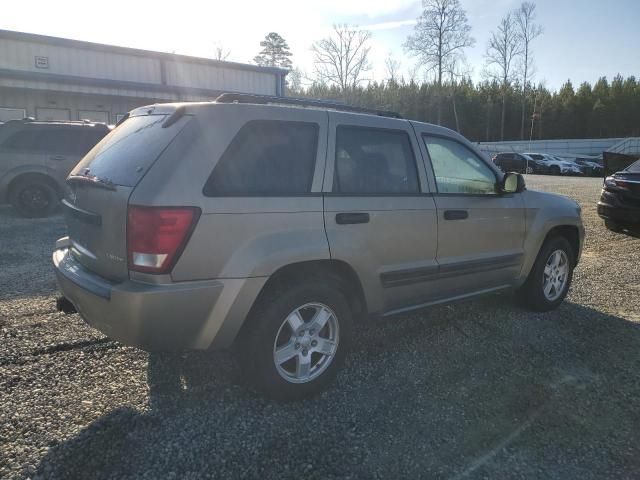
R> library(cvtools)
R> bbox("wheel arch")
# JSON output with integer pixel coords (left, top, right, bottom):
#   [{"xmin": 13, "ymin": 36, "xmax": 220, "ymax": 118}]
[
  {"xmin": 544, "ymin": 225, "xmax": 581, "ymax": 266},
  {"xmin": 5, "ymin": 170, "xmax": 64, "ymax": 202},
  {"xmin": 519, "ymin": 221, "xmax": 583, "ymax": 286},
  {"xmin": 250, "ymin": 259, "xmax": 368, "ymax": 321}
]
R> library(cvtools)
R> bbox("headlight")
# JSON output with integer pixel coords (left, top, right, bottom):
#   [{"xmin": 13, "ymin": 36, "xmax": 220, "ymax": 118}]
[{"xmin": 604, "ymin": 176, "xmax": 617, "ymax": 188}]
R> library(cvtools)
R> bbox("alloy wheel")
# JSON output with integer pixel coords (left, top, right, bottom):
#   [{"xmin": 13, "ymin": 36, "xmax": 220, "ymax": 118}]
[
  {"xmin": 542, "ymin": 249, "xmax": 569, "ymax": 301},
  {"xmin": 272, "ymin": 302, "xmax": 339, "ymax": 384}
]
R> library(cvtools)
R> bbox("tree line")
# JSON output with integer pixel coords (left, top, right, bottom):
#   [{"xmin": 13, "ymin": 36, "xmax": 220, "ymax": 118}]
[{"xmin": 241, "ymin": 1, "xmax": 639, "ymax": 142}]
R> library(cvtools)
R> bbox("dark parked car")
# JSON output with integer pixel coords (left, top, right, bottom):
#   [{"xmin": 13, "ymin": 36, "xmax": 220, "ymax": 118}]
[
  {"xmin": 0, "ymin": 118, "xmax": 110, "ymax": 217},
  {"xmin": 492, "ymin": 152, "xmax": 548, "ymax": 174},
  {"xmin": 597, "ymin": 159, "xmax": 640, "ymax": 233}
]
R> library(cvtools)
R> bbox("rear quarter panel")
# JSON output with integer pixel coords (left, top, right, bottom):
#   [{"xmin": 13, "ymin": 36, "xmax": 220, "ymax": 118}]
[{"xmin": 131, "ymin": 104, "xmax": 331, "ymax": 281}]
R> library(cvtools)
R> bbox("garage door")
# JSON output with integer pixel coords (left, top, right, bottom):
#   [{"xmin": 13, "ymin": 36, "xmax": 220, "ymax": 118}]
[
  {"xmin": 0, "ymin": 107, "xmax": 26, "ymax": 122},
  {"xmin": 36, "ymin": 108, "xmax": 71, "ymax": 121},
  {"xmin": 78, "ymin": 110, "xmax": 109, "ymax": 124}
]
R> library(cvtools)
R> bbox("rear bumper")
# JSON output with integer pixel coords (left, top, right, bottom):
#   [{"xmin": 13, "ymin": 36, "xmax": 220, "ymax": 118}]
[
  {"xmin": 53, "ymin": 240, "xmax": 266, "ymax": 351},
  {"xmin": 597, "ymin": 202, "xmax": 640, "ymax": 225},
  {"xmin": 597, "ymin": 191, "xmax": 640, "ymax": 225}
]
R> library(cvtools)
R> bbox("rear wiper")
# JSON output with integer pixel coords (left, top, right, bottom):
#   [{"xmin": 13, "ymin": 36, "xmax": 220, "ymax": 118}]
[{"xmin": 67, "ymin": 173, "xmax": 116, "ymax": 191}]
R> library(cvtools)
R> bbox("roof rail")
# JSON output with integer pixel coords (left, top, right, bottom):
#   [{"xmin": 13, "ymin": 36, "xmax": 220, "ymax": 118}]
[{"xmin": 214, "ymin": 93, "xmax": 402, "ymax": 119}]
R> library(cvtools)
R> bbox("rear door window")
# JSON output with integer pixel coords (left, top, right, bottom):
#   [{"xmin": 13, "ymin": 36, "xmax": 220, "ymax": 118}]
[
  {"xmin": 73, "ymin": 115, "xmax": 183, "ymax": 187},
  {"xmin": 2, "ymin": 129, "xmax": 39, "ymax": 152},
  {"xmin": 333, "ymin": 126, "xmax": 419, "ymax": 194},
  {"xmin": 203, "ymin": 120, "xmax": 319, "ymax": 196}
]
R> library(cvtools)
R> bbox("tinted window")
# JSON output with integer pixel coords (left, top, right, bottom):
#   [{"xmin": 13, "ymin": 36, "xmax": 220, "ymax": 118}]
[
  {"xmin": 2, "ymin": 130, "xmax": 38, "ymax": 151},
  {"xmin": 204, "ymin": 120, "xmax": 318, "ymax": 196},
  {"xmin": 1, "ymin": 127, "xmax": 107, "ymax": 155},
  {"xmin": 37, "ymin": 129, "xmax": 88, "ymax": 154},
  {"xmin": 333, "ymin": 126, "xmax": 419, "ymax": 194},
  {"xmin": 73, "ymin": 115, "xmax": 182, "ymax": 187},
  {"xmin": 423, "ymin": 136, "xmax": 497, "ymax": 195}
]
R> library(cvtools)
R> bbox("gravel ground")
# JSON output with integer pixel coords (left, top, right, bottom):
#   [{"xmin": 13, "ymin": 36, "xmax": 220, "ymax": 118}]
[{"xmin": 1, "ymin": 175, "xmax": 639, "ymax": 479}]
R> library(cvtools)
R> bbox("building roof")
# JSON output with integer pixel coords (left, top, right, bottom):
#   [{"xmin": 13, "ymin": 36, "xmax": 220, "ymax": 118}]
[{"xmin": 0, "ymin": 29, "xmax": 289, "ymax": 76}]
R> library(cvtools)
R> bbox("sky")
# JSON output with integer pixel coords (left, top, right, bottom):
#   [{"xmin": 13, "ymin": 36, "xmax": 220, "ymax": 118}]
[{"xmin": 1, "ymin": 0, "xmax": 638, "ymax": 91}]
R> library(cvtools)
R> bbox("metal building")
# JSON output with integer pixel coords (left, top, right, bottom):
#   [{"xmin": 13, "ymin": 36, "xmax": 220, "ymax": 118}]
[{"xmin": 0, "ymin": 29, "xmax": 288, "ymax": 124}]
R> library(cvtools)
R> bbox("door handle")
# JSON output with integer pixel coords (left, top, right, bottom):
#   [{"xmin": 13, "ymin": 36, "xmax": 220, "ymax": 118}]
[
  {"xmin": 50, "ymin": 155, "xmax": 66, "ymax": 161},
  {"xmin": 443, "ymin": 210, "xmax": 468, "ymax": 220},
  {"xmin": 336, "ymin": 212, "xmax": 370, "ymax": 225}
]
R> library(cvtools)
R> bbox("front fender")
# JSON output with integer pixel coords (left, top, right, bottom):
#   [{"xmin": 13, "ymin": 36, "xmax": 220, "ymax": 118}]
[{"xmin": 519, "ymin": 190, "xmax": 584, "ymax": 283}]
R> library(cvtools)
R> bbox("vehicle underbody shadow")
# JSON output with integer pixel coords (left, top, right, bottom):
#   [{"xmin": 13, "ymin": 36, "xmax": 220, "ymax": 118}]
[{"xmin": 35, "ymin": 299, "xmax": 640, "ymax": 479}]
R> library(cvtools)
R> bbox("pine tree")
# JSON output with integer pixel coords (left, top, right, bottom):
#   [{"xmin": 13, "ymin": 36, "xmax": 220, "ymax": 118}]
[{"xmin": 253, "ymin": 32, "xmax": 293, "ymax": 69}]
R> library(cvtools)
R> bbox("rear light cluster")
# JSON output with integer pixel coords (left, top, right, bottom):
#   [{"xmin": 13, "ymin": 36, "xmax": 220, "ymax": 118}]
[{"xmin": 127, "ymin": 206, "xmax": 200, "ymax": 274}]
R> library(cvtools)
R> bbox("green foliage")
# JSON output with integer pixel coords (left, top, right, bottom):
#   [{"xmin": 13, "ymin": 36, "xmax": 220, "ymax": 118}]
[
  {"xmin": 253, "ymin": 32, "xmax": 293, "ymax": 69},
  {"xmin": 288, "ymin": 75, "xmax": 640, "ymax": 141}
]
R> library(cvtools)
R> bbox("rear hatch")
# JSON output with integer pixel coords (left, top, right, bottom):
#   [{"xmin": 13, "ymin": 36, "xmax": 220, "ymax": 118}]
[
  {"xmin": 64, "ymin": 105, "xmax": 191, "ymax": 281},
  {"xmin": 611, "ymin": 160, "xmax": 640, "ymax": 203}
]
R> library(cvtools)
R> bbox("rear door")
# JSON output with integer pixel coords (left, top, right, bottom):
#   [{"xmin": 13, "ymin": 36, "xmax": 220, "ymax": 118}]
[
  {"xmin": 65, "ymin": 112, "xmax": 190, "ymax": 281},
  {"xmin": 501, "ymin": 153, "xmax": 514, "ymax": 171},
  {"xmin": 323, "ymin": 112, "xmax": 438, "ymax": 314},
  {"xmin": 0, "ymin": 126, "xmax": 46, "ymax": 180},
  {"xmin": 41, "ymin": 127, "xmax": 89, "ymax": 183},
  {"xmin": 415, "ymin": 127, "xmax": 526, "ymax": 297}
]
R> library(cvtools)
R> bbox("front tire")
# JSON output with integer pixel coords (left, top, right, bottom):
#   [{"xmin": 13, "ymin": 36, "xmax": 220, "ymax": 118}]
[
  {"xmin": 237, "ymin": 280, "xmax": 353, "ymax": 401},
  {"xmin": 517, "ymin": 236, "xmax": 575, "ymax": 312}
]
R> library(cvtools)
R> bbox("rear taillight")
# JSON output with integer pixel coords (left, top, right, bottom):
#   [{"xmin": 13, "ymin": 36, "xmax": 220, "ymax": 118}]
[{"xmin": 127, "ymin": 206, "xmax": 200, "ymax": 274}]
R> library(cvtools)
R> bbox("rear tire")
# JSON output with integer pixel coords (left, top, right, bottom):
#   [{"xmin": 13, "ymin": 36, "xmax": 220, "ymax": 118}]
[
  {"xmin": 550, "ymin": 166, "xmax": 561, "ymax": 176},
  {"xmin": 236, "ymin": 279, "xmax": 353, "ymax": 401},
  {"xmin": 9, "ymin": 178, "xmax": 59, "ymax": 218},
  {"xmin": 517, "ymin": 236, "xmax": 575, "ymax": 312}
]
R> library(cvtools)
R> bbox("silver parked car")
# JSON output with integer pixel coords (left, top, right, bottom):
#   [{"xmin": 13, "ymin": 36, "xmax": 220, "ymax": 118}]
[
  {"xmin": 523, "ymin": 153, "xmax": 583, "ymax": 176},
  {"xmin": 0, "ymin": 118, "xmax": 109, "ymax": 217},
  {"xmin": 53, "ymin": 94, "xmax": 585, "ymax": 400}
]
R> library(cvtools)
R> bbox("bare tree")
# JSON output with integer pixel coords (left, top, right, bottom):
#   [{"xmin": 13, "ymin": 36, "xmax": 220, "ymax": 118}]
[
  {"xmin": 384, "ymin": 52, "xmax": 402, "ymax": 83},
  {"xmin": 404, "ymin": 0, "xmax": 475, "ymax": 124},
  {"xmin": 485, "ymin": 12, "xmax": 523, "ymax": 140},
  {"xmin": 515, "ymin": 2, "xmax": 543, "ymax": 139},
  {"xmin": 407, "ymin": 63, "xmax": 421, "ymax": 84},
  {"xmin": 446, "ymin": 58, "xmax": 471, "ymax": 133},
  {"xmin": 312, "ymin": 24, "xmax": 372, "ymax": 91},
  {"xmin": 213, "ymin": 42, "xmax": 231, "ymax": 61},
  {"xmin": 287, "ymin": 67, "xmax": 303, "ymax": 92}
]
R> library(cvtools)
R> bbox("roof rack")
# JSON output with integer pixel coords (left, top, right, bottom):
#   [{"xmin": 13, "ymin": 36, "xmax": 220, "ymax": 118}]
[
  {"xmin": 5, "ymin": 118, "xmax": 108, "ymax": 127},
  {"xmin": 214, "ymin": 93, "xmax": 402, "ymax": 119}
]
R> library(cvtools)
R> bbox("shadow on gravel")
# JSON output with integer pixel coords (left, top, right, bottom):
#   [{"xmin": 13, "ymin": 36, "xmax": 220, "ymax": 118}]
[{"xmin": 34, "ymin": 300, "xmax": 640, "ymax": 479}]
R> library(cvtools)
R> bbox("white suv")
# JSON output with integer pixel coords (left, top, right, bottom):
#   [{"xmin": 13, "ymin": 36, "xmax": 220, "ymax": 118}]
[{"xmin": 524, "ymin": 153, "xmax": 582, "ymax": 176}]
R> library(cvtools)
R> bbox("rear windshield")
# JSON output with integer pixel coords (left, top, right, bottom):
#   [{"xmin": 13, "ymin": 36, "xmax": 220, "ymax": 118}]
[
  {"xmin": 625, "ymin": 159, "xmax": 640, "ymax": 173},
  {"xmin": 72, "ymin": 115, "xmax": 183, "ymax": 187}
]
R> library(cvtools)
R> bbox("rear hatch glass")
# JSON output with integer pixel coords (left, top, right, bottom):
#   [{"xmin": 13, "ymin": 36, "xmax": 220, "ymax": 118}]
[
  {"xmin": 65, "ymin": 113, "xmax": 188, "ymax": 280},
  {"xmin": 71, "ymin": 114, "xmax": 179, "ymax": 187}
]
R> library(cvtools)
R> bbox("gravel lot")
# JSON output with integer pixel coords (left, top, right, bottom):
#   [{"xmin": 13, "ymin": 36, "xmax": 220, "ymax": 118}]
[{"xmin": 1, "ymin": 175, "xmax": 639, "ymax": 479}]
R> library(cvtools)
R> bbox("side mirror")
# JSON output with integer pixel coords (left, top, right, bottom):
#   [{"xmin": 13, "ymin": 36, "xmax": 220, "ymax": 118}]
[{"xmin": 501, "ymin": 172, "xmax": 526, "ymax": 193}]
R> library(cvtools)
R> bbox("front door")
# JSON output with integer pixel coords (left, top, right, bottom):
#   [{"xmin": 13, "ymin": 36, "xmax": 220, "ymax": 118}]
[
  {"xmin": 417, "ymin": 130, "xmax": 526, "ymax": 297},
  {"xmin": 323, "ymin": 112, "xmax": 438, "ymax": 314}
]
